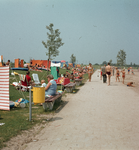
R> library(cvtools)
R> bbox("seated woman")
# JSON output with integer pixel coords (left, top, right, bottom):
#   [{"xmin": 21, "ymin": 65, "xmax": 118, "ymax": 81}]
[
  {"xmin": 71, "ymin": 73, "xmax": 75, "ymax": 80},
  {"xmin": 21, "ymin": 71, "xmax": 35, "ymax": 87},
  {"xmin": 66, "ymin": 71, "xmax": 71, "ymax": 79},
  {"xmin": 45, "ymin": 75, "xmax": 57, "ymax": 96},
  {"xmin": 60, "ymin": 74, "xmax": 66, "ymax": 83},
  {"xmin": 73, "ymin": 69, "xmax": 76, "ymax": 75},
  {"xmin": 76, "ymin": 71, "xmax": 83, "ymax": 79}
]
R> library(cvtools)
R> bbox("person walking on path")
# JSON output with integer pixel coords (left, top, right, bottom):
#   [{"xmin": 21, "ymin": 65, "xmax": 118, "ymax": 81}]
[
  {"xmin": 116, "ymin": 67, "xmax": 120, "ymax": 82},
  {"xmin": 101, "ymin": 64, "xmax": 107, "ymax": 83},
  {"xmin": 121, "ymin": 69, "xmax": 125, "ymax": 84},
  {"xmin": 105, "ymin": 62, "xmax": 112, "ymax": 86},
  {"xmin": 128, "ymin": 67, "xmax": 130, "ymax": 74},
  {"xmin": 88, "ymin": 63, "xmax": 93, "ymax": 82},
  {"xmin": 112, "ymin": 66, "xmax": 115, "ymax": 76},
  {"xmin": 100, "ymin": 67, "xmax": 102, "ymax": 80}
]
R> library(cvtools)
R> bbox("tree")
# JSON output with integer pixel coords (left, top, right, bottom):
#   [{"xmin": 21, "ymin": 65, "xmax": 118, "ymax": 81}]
[
  {"xmin": 109, "ymin": 59, "xmax": 112, "ymax": 64},
  {"xmin": 117, "ymin": 49, "xmax": 126, "ymax": 66},
  {"xmin": 102, "ymin": 61, "xmax": 107, "ymax": 65},
  {"xmin": 42, "ymin": 23, "xmax": 64, "ymax": 70},
  {"xmin": 94, "ymin": 63, "xmax": 99, "ymax": 65},
  {"xmin": 70, "ymin": 54, "xmax": 76, "ymax": 64}
]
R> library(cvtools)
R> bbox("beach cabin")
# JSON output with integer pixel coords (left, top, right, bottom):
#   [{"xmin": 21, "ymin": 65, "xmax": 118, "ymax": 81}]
[
  {"xmin": 51, "ymin": 67, "xmax": 60, "ymax": 80},
  {"xmin": 68, "ymin": 63, "xmax": 75, "ymax": 68},
  {"xmin": 15, "ymin": 59, "xmax": 24, "ymax": 68},
  {"xmin": 77, "ymin": 64, "xmax": 81, "ymax": 68},
  {"xmin": 31, "ymin": 60, "xmax": 51, "ymax": 69},
  {"xmin": 51, "ymin": 62, "xmax": 61, "ymax": 80},
  {"xmin": 61, "ymin": 62, "xmax": 69, "ymax": 68}
]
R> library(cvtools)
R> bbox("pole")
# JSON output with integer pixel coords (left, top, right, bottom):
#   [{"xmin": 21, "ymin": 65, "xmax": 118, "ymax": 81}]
[{"xmin": 29, "ymin": 88, "xmax": 32, "ymax": 121}]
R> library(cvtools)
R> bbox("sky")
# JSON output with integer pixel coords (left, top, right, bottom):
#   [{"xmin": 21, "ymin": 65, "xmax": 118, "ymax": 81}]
[{"xmin": 0, "ymin": 0, "xmax": 139, "ymax": 65}]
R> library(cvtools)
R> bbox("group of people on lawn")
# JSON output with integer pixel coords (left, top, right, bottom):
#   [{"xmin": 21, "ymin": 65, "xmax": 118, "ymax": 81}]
[
  {"xmin": 27, "ymin": 60, "xmax": 51, "ymax": 72},
  {"xmin": 21, "ymin": 66, "xmax": 86, "ymax": 97},
  {"xmin": 7, "ymin": 58, "xmax": 135, "ymax": 97},
  {"xmin": 22, "ymin": 71, "xmax": 57, "ymax": 96}
]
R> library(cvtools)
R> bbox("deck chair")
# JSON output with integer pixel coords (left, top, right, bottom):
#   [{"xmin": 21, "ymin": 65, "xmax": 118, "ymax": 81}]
[{"xmin": 32, "ymin": 73, "xmax": 41, "ymax": 85}]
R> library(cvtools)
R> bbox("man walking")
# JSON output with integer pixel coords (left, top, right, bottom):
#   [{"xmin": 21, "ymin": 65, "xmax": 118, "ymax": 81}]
[
  {"xmin": 101, "ymin": 64, "xmax": 107, "ymax": 83},
  {"xmin": 105, "ymin": 63, "xmax": 112, "ymax": 86}
]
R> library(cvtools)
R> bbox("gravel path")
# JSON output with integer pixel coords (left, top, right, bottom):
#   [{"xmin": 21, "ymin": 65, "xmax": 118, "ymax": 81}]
[{"xmin": 24, "ymin": 70, "xmax": 139, "ymax": 150}]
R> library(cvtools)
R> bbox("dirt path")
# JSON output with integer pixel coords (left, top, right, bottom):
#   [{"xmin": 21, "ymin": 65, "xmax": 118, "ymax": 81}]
[{"xmin": 3, "ymin": 70, "xmax": 139, "ymax": 150}]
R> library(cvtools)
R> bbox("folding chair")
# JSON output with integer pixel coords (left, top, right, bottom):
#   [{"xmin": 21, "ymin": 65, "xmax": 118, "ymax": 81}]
[{"xmin": 32, "ymin": 73, "xmax": 41, "ymax": 85}]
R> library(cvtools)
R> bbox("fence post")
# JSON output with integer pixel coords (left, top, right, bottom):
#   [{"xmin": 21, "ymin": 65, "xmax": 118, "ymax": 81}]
[{"xmin": 29, "ymin": 88, "xmax": 32, "ymax": 121}]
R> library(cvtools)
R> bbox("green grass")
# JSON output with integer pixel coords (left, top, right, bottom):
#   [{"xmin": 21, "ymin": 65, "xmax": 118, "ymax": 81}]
[
  {"xmin": 0, "ymin": 106, "xmax": 43, "ymax": 148},
  {"xmin": 0, "ymin": 68, "xmax": 88, "ymax": 149},
  {"xmin": 0, "ymin": 68, "xmax": 68, "ymax": 149}
]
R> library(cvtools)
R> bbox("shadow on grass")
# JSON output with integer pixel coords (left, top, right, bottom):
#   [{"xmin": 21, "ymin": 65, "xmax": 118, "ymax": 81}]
[
  {"xmin": 79, "ymin": 82, "xmax": 85, "ymax": 86},
  {"xmin": 72, "ymin": 89, "xmax": 79, "ymax": 94},
  {"xmin": 10, "ymin": 106, "xmax": 29, "ymax": 111},
  {"xmin": 55, "ymin": 100, "xmax": 69, "ymax": 113}
]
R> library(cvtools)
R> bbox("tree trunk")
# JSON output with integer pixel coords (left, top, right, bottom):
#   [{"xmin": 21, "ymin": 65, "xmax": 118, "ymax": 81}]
[
  {"xmin": 47, "ymin": 58, "xmax": 49, "ymax": 75},
  {"xmin": 47, "ymin": 49, "xmax": 51, "ymax": 75}
]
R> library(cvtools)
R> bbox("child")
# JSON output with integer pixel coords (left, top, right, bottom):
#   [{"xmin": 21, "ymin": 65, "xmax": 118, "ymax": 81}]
[
  {"xmin": 41, "ymin": 80, "xmax": 47, "ymax": 87},
  {"xmin": 131, "ymin": 69, "xmax": 135, "ymax": 75},
  {"xmin": 116, "ymin": 67, "xmax": 120, "ymax": 82}
]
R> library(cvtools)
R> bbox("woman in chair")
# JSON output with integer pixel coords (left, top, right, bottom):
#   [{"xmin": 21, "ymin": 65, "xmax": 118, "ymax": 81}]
[
  {"xmin": 45, "ymin": 75, "xmax": 57, "ymax": 96},
  {"xmin": 21, "ymin": 71, "xmax": 35, "ymax": 87},
  {"xmin": 21, "ymin": 71, "xmax": 31, "ymax": 86}
]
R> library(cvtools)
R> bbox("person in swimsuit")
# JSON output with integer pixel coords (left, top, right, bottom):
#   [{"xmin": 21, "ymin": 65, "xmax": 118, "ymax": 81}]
[
  {"xmin": 128, "ymin": 67, "xmax": 130, "ymax": 74},
  {"xmin": 88, "ymin": 63, "xmax": 93, "ymax": 82},
  {"xmin": 115, "ymin": 67, "xmax": 120, "ymax": 82},
  {"xmin": 100, "ymin": 67, "xmax": 102, "ymax": 80},
  {"xmin": 127, "ymin": 82, "xmax": 134, "ymax": 87},
  {"xmin": 105, "ymin": 63, "xmax": 111, "ymax": 86},
  {"xmin": 77, "ymin": 71, "xmax": 83, "ymax": 79},
  {"xmin": 131, "ymin": 69, "xmax": 134, "ymax": 75},
  {"xmin": 122, "ymin": 69, "xmax": 125, "ymax": 84},
  {"xmin": 112, "ymin": 66, "xmax": 115, "ymax": 76},
  {"xmin": 101, "ymin": 64, "xmax": 107, "ymax": 83},
  {"xmin": 6, "ymin": 60, "xmax": 10, "ymax": 66}
]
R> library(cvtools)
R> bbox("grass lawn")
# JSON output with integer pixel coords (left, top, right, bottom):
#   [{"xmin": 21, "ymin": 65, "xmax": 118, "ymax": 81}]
[{"xmin": 0, "ymin": 68, "xmax": 89, "ymax": 149}]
